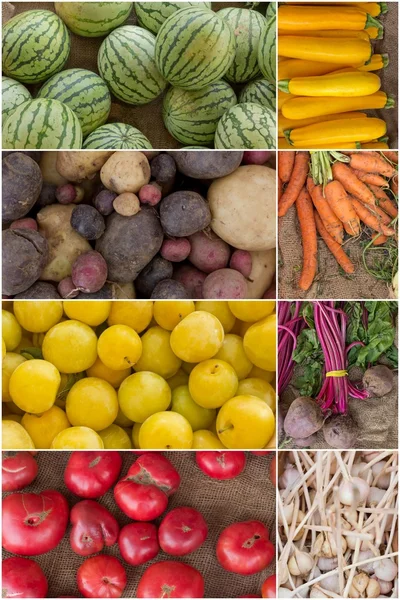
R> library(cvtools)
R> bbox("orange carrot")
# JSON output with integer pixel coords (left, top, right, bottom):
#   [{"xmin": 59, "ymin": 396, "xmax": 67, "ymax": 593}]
[
  {"xmin": 278, "ymin": 152, "xmax": 295, "ymax": 184},
  {"xmin": 368, "ymin": 184, "xmax": 398, "ymax": 218},
  {"xmin": 296, "ymin": 187, "xmax": 317, "ymax": 291},
  {"xmin": 308, "ymin": 179, "xmax": 344, "ymax": 244},
  {"xmin": 278, "ymin": 177, "xmax": 283, "ymax": 202},
  {"xmin": 371, "ymin": 204, "xmax": 393, "ymax": 225},
  {"xmin": 332, "ymin": 162, "xmax": 376, "ymax": 206},
  {"xmin": 314, "ymin": 212, "xmax": 355, "ymax": 274},
  {"xmin": 278, "ymin": 152, "xmax": 310, "ymax": 217},
  {"xmin": 372, "ymin": 233, "xmax": 388, "ymax": 245},
  {"xmin": 382, "ymin": 151, "xmax": 398, "ymax": 164},
  {"xmin": 351, "ymin": 169, "xmax": 389, "ymax": 188},
  {"xmin": 306, "ymin": 176, "xmax": 316, "ymax": 196},
  {"xmin": 324, "ymin": 180, "xmax": 360, "ymax": 236},
  {"xmin": 349, "ymin": 152, "xmax": 396, "ymax": 178},
  {"xmin": 391, "ymin": 176, "xmax": 398, "ymax": 196},
  {"xmin": 352, "ymin": 198, "xmax": 396, "ymax": 236}
]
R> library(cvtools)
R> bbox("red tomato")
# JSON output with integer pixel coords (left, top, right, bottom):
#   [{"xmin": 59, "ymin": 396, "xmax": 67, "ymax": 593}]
[
  {"xmin": 70, "ymin": 499, "xmax": 119, "ymax": 556},
  {"xmin": 114, "ymin": 477, "xmax": 168, "ymax": 521},
  {"xmin": 269, "ymin": 455, "xmax": 277, "ymax": 487},
  {"xmin": 216, "ymin": 520, "xmax": 274, "ymax": 575},
  {"xmin": 77, "ymin": 555, "xmax": 127, "ymax": 598},
  {"xmin": 137, "ymin": 561, "xmax": 204, "ymax": 598},
  {"xmin": 128, "ymin": 452, "xmax": 180, "ymax": 496},
  {"xmin": 118, "ymin": 522, "xmax": 159, "ymax": 566},
  {"xmin": 195, "ymin": 451, "xmax": 245, "ymax": 480},
  {"xmin": 262, "ymin": 575, "xmax": 276, "ymax": 598},
  {"xmin": 2, "ymin": 557, "xmax": 48, "ymax": 598},
  {"xmin": 158, "ymin": 506, "xmax": 208, "ymax": 556},
  {"xmin": 64, "ymin": 451, "xmax": 122, "ymax": 498},
  {"xmin": 250, "ymin": 451, "xmax": 271, "ymax": 456},
  {"xmin": 2, "ymin": 451, "xmax": 38, "ymax": 492},
  {"xmin": 2, "ymin": 489, "xmax": 69, "ymax": 555}
]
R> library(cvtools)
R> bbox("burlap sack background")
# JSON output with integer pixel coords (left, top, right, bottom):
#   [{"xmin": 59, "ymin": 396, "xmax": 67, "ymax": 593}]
[
  {"xmin": 8, "ymin": 1, "xmax": 267, "ymax": 150},
  {"xmin": 2, "ymin": 451, "xmax": 276, "ymax": 598}
]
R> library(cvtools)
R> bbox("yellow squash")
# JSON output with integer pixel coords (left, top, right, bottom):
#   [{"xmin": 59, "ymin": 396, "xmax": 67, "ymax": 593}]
[
  {"xmin": 332, "ymin": 54, "xmax": 389, "ymax": 74},
  {"xmin": 329, "ymin": 3, "xmax": 387, "ymax": 17},
  {"xmin": 361, "ymin": 141, "xmax": 389, "ymax": 149},
  {"xmin": 278, "ymin": 59, "xmax": 343, "ymax": 80},
  {"xmin": 279, "ymin": 36, "xmax": 372, "ymax": 65},
  {"xmin": 278, "ymin": 90, "xmax": 297, "ymax": 111},
  {"xmin": 278, "ymin": 138, "xmax": 361, "ymax": 150},
  {"xmin": 286, "ymin": 117, "xmax": 387, "ymax": 146},
  {"xmin": 278, "ymin": 29, "xmax": 371, "ymax": 42},
  {"xmin": 278, "ymin": 5, "xmax": 382, "ymax": 34},
  {"xmin": 281, "ymin": 91, "xmax": 394, "ymax": 119},
  {"xmin": 278, "ymin": 112, "xmax": 367, "ymax": 137},
  {"xmin": 279, "ymin": 71, "xmax": 381, "ymax": 97}
]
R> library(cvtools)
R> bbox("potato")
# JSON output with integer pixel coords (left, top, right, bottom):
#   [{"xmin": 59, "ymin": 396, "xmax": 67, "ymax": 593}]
[
  {"xmin": 95, "ymin": 206, "xmax": 163, "ymax": 282},
  {"xmin": 229, "ymin": 250, "xmax": 252, "ymax": 277},
  {"xmin": 56, "ymin": 151, "xmax": 113, "ymax": 181},
  {"xmin": 171, "ymin": 151, "xmax": 243, "ymax": 179},
  {"xmin": 283, "ymin": 397, "xmax": 324, "ymax": 440},
  {"xmin": 208, "ymin": 165, "xmax": 276, "ymax": 251},
  {"xmin": 100, "ymin": 151, "xmax": 151, "ymax": 194},
  {"xmin": 173, "ymin": 265, "xmax": 207, "ymax": 299},
  {"xmin": 37, "ymin": 204, "xmax": 92, "ymax": 282},
  {"xmin": 113, "ymin": 193, "xmax": 140, "ymax": 217},
  {"xmin": 71, "ymin": 205, "xmax": 105, "ymax": 240},
  {"xmin": 136, "ymin": 256, "xmax": 173, "ymax": 298},
  {"xmin": 58, "ymin": 277, "xmax": 79, "ymax": 299},
  {"xmin": 161, "ymin": 238, "xmax": 191, "ymax": 262},
  {"xmin": 14, "ymin": 282, "xmax": 61, "ymax": 299},
  {"xmin": 151, "ymin": 279, "xmax": 190, "ymax": 299},
  {"xmin": 188, "ymin": 231, "xmax": 230, "ymax": 273},
  {"xmin": 40, "ymin": 151, "xmax": 68, "ymax": 186},
  {"xmin": 37, "ymin": 182, "xmax": 57, "ymax": 208},
  {"xmin": 151, "ymin": 154, "xmax": 176, "ymax": 194},
  {"xmin": 202, "ymin": 269, "xmax": 248, "ymax": 299},
  {"xmin": 3, "ymin": 152, "xmax": 42, "ymax": 222},
  {"xmin": 246, "ymin": 249, "xmax": 276, "ymax": 299},
  {"xmin": 160, "ymin": 191, "xmax": 211, "ymax": 237},
  {"xmin": 363, "ymin": 365, "xmax": 394, "ymax": 397},
  {"xmin": 2, "ymin": 229, "xmax": 48, "ymax": 296},
  {"xmin": 72, "ymin": 251, "xmax": 108, "ymax": 293}
]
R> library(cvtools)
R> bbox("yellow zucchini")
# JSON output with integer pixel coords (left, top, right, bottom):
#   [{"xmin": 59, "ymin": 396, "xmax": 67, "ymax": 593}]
[
  {"xmin": 279, "ymin": 71, "xmax": 381, "ymax": 97},
  {"xmin": 281, "ymin": 91, "xmax": 394, "ymax": 120},
  {"xmin": 358, "ymin": 53, "xmax": 388, "ymax": 71},
  {"xmin": 278, "ymin": 90, "xmax": 297, "ymax": 111},
  {"xmin": 361, "ymin": 141, "xmax": 390, "ymax": 149},
  {"xmin": 278, "ymin": 5, "xmax": 382, "ymax": 35},
  {"xmin": 279, "ymin": 36, "xmax": 372, "ymax": 65},
  {"xmin": 278, "ymin": 138, "xmax": 361, "ymax": 150},
  {"xmin": 283, "ymin": 3, "xmax": 387, "ymax": 15},
  {"xmin": 278, "ymin": 29, "xmax": 371, "ymax": 42},
  {"xmin": 278, "ymin": 59, "xmax": 343, "ymax": 80},
  {"xmin": 278, "ymin": 112, "xmax": 368, "ymax": 137},
  {"xmin": 285, "ymin": 117, "xmax": 387, "ymax": 146}
]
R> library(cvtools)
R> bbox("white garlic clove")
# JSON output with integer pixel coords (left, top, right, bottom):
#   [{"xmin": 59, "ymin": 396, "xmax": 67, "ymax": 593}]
[
  {"xmin": 279, "ymin": 466, "xmax": 301, "ymax": 489},
  {"xmin": 373, "ymin": 558, "xmax": 398, "ymax": 582},
  {"xmin": 288, "ymin": 550, "xmax": 314, "ymax": 577},
  {"xmin": 339, "ymin": 477, "xmax": 370, "ymax": 506}
]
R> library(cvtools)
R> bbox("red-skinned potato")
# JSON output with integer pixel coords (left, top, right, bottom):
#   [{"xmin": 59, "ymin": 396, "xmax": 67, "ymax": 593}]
[
  {"xmin": 203, "ymin": 269, "xmax": 248, "ymax": 299},
  {"xmin": 70, "ymin": 500, "xmax": 119, "ymax": 556},
  {"xmin": 188, "ymin": 231, "xmax": 230, "ymax": 273}
]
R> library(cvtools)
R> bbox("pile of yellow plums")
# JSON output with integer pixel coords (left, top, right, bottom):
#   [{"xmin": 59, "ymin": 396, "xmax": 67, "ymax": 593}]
[{"xmin": 2, "ymin": 300, "xmax": 276, "ymax": 450}]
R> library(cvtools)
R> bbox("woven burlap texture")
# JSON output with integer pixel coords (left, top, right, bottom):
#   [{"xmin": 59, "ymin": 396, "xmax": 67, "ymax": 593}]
[
  {"xmin": 2, "ymin": 451, "xmax": 276, "ymax": 598},
  {"xmin": 9, "ymin": 2, "xmax": 258, "ymax": 150}
]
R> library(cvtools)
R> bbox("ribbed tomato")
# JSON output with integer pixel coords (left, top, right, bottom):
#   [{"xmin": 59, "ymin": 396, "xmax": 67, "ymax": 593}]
[
  {"xmin": 216, "ymin": 520, "xmax": 274, "ymax": 575},
  {"xmin": 118, "ymin": 522, "xmax": 159, "ymax": 566},
  {"xmin": 64, "ymin": 451, "xmax": 122, "ymax": 498},
  {"xmin": 137, "ymin": 561, "xmax": 204, "ymax": 598},
  {"xmin": 2, "ymin": 557, "xmax": 48, "ymax": 598},
  {"xmin": 77, "ymin": 555, "xmax": 127, "ymax": 598},
  {"xmin": 158, "ymin": 506, "xmax": 208, "ymax": 555},
  {"xmin": 70, "ymin": 500, "xmax": 119, "ymax": 556},
  {"xmin": 196, "ymin": 451, "xmax": 245, "ymax": 480},
  {"xmin": 2, "ymin": 451, "xmax": 38, "ymax": 491}
]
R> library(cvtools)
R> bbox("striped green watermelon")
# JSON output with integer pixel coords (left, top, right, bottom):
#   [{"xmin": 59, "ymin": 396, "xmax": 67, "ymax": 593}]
[
  {"xmin": 163, "ymin": 81, "xmax": 237, "ymax": 146},
  {"xmin": 2, "ymin": 77, "xmax": 32, "ymax": 125},
  {"xmin": 98, "ymin": 26, "xmax": 166, "ymax": 105},
  {"xmin": 135, "ymin": 2, "xmax": 211, "ymax": 34},
  {"xmin": 55, "ymin": 3, "xmax": 133, "ymax": 37},
  {"xmin": 155, "ymin": 7, "xmax": 235, "ymax": 90},
  {"xmin": 214, "ymin": 103, "xmax": 276, "ymax": 149},
  {"xmin": 266, "ymin": 3, "xmax": 276, "ymax": 19},
  {"xmin": 258, "ymin": 15, "xmax": 276, "ymax": 85},
  {"xmin": 83, "ymin": 123, "xmax": 152, "ymax": 149},
  {"xmin": 37, "ymin": 69, "xmax": 111, "ymax": 137},
  {"xmin": 239, "ymin": 78, "xmax": 276, "ymax": 112},
  {"xmin": 2, "ymin": 99, "xmax": 82, "ymax": 149},
  {"xmin": 218, "ymin": 8, "xmax": 266, "ymax": 83},
  {"xmin": 2, "ymin": 10, "xmax": 70, "ymax": 84}
]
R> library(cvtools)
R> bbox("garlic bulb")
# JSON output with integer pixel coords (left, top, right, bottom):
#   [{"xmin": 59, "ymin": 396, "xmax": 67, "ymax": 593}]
[
  {"xmin": 313, "ymin": 532, "xmax": 347, "ymax": 557},
  {"xmin": 338, "ymin": 477, "xmax": 370, "ymax": 506},
  {"xmin": 366, "ymin": 578, "xmax": 380, "ymax": 598},
  {"xmin": 279, "ymin": 502, "xmax": 294, "ymax": 526},
  {"xmin": 279, "ymin": 466, "xmax": 300, "ymax": 489},
  {"xmin": 288, "ymin": 550, "xmax": 314, "ymax": 576},
  {"xmin": 346, "ymin": 534, "xmax": 369, "ymax": 551},
  {"xmin": 351, "ymin": 462, "xmax": 369, "ymax": 480},
  {"xmin": 367, "ymin": 486, "xmax": 385, "ymax": 507},
  {"xmin": 317, "ymin": 557, "xmax": 338, "ymax": 572},
  {"xmin": 372, "ymin": 577, "xmax": 392, "ymax": 594},
  {"xmin": 322, "ymin": 574, "xmax": 340, "ymax": 593},
  {"xmin": 371, "ymin": 462, "xmax": 391, "ymax": 489},
  {"xmin": 352, "ymin": 573, "xmax": 369, "ymax": 594},
  {"xmin": 358, "ymin": 550, "xmax": 375, "ymax": 575},
  {"xmin": 373, "ymin": 558, "xmax": 398, "ymax": 581}
]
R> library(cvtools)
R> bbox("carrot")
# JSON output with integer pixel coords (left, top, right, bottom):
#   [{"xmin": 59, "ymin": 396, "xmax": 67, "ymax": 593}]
[
  {"xmin": 278, "ymin": 151, "xmax": 295, "ymax": 183},
  {"xmin": 351, "ymin": 169, "xmax": 389, "ymax": 188},
  {"xmin": 278, "ymin": 151, "xmax": 310, "ymax": 217},
  {"xmin": 382, "ymin": 151, "xmax": 398, "ymax": 164},
  {"xmin": 368, "ymin": 184, "xmax": 398, "ymax": 218},
  {"xmin": 372, "ymin": 233, "xmax": 388, "ymax": 245},
  {"xmin": 332, "ymin": 162, "xmax": 376, "ymax": 206},
  {"xmin": 308, "ymin": 179, "xmax": 344, "ymax": 244},
  {"xmin": 278, "ymin": 177, "xmax": 283, "ymax": 202},
  {"xmin": 349, "ymin": 152, "xmax": 396, "ymax": 178},
  {"xmin": 371, "ymin": 204, "xmax": 392, "ymax": 225},
  {"xmin": 324, "ymin": 180, "xmax": 360, "ymax": 235},
  {"xmin": 314, "ymin": 212, "xmax": 355, "ymax": 274},
  {"xmin": 391, "ymin": 176, "xmax": 398, "ymax": 196},
  {"xmin": 296, "ymin": 187, "xmax": 318, "ymax": 291},
  {"xmin": 352, "ymin": 198, "xmax": 396, "ymax": 236},
  {"xmin": 306, "ymin": 176, "xmax": 316, "ymax": 196}
]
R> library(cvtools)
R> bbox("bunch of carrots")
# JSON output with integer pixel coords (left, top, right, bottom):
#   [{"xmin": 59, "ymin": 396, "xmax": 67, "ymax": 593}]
[
  {"xmin": 278, "ymin": 2, "xmax": 395, "ymax": 149},
  {"xmin": 278, "ymin": 150, "xmax": 398, "ymax": 291}
]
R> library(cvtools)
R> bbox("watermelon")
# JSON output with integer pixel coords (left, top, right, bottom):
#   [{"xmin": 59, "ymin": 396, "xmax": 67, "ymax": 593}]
[
  {"xmin": 218, "ymin": 8, "xmax": 266, "ymax": 83},
  {"xmin": 2, "ymin": 77, "xmax": 32, "ymax": 125},
  {"xmin": 2, "ymin": 10, "xmax": 70, "ymax": 84},
  {"xmin": 135, "ymin": 2, "xmax": 211, "ymax": 35},
  {"xmin": 266, "ymin": 3, "xmax": 276, "ymax": 19},
  {"xmin": 163, "ymin": 81, "xmax": 237, "ymax": 146},
  {"xmin": 55, "ymin": 2, "xmax": 133, "ymax": 37},
  {"xmin": 258, "ymin": 15, "xmax": 276, "ymax": 85},
  {"xmin": 98, "ymin": 26, "xmax": 167, "ymax": 105},
  {"xmin": 155, "ymin": 7, "xmax": 235, "ymax": 90},
  {"xmin": 2, "ymin": 99, "xmax": 83, "ymax": 149},
  {"xmin": 214, "ymin": 103, "xmax": 276, "ymax": 149},
  {"xmin": 239, "ymin": 78, "xmax": 276, "ymax": 112},
  {"xmin": 37, "ymin": 69, "xmax": 111, "ymax": 137},
  {"xmin": 83, "ymin": 123, "xmax": 152, "ymax": 149}
]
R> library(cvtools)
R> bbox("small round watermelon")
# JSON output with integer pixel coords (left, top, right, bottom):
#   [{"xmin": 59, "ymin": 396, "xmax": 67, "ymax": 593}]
[
  {"xmin": 2, "ymin": 10, "xmax": 70, "ymax": 84},
  {"xmin": 55, "ymin": 2, "xmax": 133, "ymax": 37},
  {"xmin": 163, "ymin": 81, "xmax": 237, "ymax": 146},
  {"xmin": 37, "ymin": 69, "xmax": 111, "ymax": 137},
  {"xmin": 83, "ymin": 123, "xmax": 152, "ymax": 149},
  {"xmin": 98, "ymin": 26, "xmax": 167, "ymax": 105},
  {"xmin": 2, "ymin": 77, "xmax": 32, "ymax": 125},
  {"xmin": 258, "ymin": 16, "xmax": 276, "ymax": 86},
  {"xmin": 239, "ymin": 79, "xmax": 276, "ymax": 112},
  {"xmin": 3, "ymin": 99, "xmax": 83, "ymax": 149},
  {"xmin": 214, "ymin": 103, "xmax": 276, "ymax": 149},
  {"xmin": 135, "ymin": 2, "xmax": 211, "ymax": 34}
]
